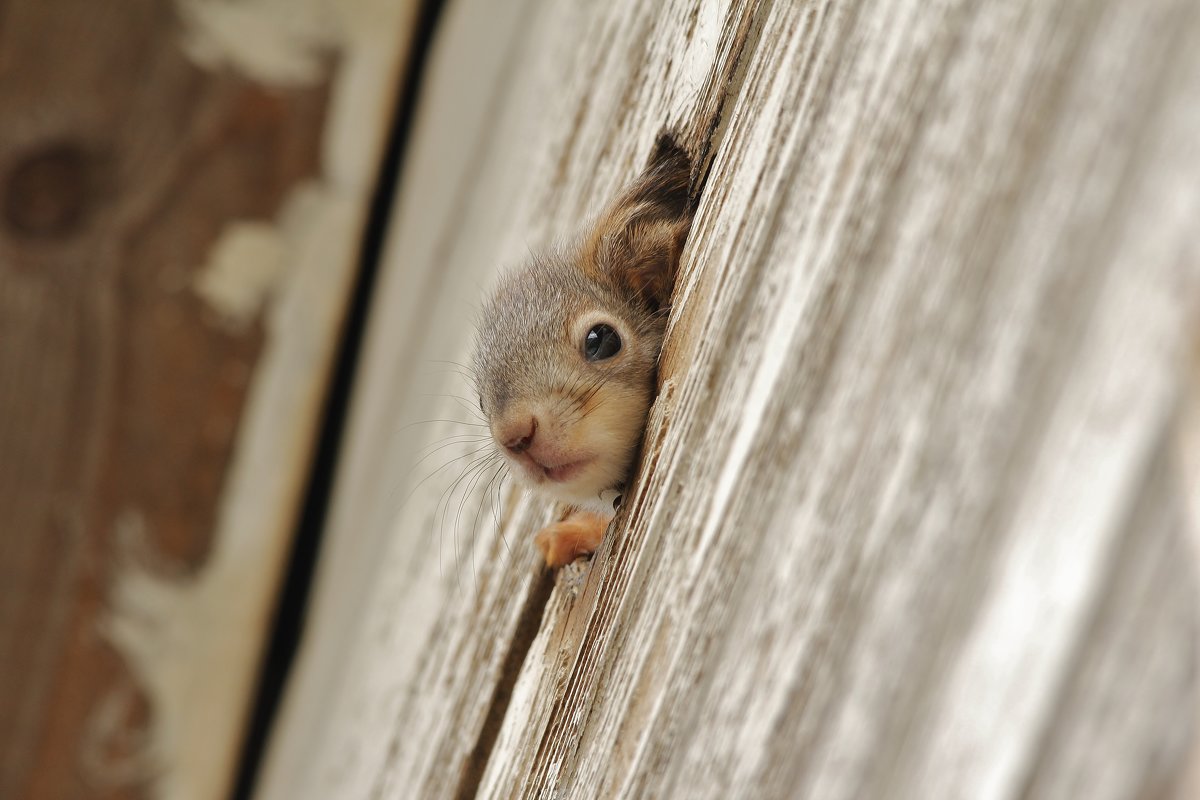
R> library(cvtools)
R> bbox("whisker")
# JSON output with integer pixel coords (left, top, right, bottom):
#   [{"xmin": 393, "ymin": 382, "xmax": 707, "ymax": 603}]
[
  {"xmin": 467, "ymin": 461, "xmax": 505, "ymax": 594},
  {"xmin": 438, "ymin": 452, "xmax": 499, "ymax": 592},
  {"xmin": 427, "ymin": 359, "xmax": 481, "ymax": 389},
  {"xmin": 492, "ymin": 469, "xmax": 512, "ymax": 558},
  {"xmin": 406, "ymin": 434, "xmax": 492, "ymax": 478},
  {"xmin": 395, "ymin": 417, "xmax": 488, "ymax": 433},
  {"xmin": 585, "ymin": 397, "xmax": 606, "ymax": 418},
  {"xmin": 415, "ymin": 392, "xmax": 487, "ymax": 423},
  {"xmin": 422, "ymin": 367, "xmax": 480, "ymax": 384},
  {"xmin": 575, "ymin": 374, "xmax": 604, "ymax": 411},
  {"xmin": 400, "ymin": 442, "xmax": 495, "ymax": 519},
  {"xmin": 451, "ymin": 396, "xmax": 487, "ymax": 422},
  {"xmin": 425, "ymin": 447, "xmax": 492, "ymax": 582},
  {"xmin": 455, "ymin": 456, "xmax": 498, "ymax": 595},
  {"xmin": 419, "ymin": 390, "xmax": 484, "ymax": 407},
  {"xmin": 428, "ymin": 358, "xmax": 479, "ymax": 370},
  {"xmin": 477, "ymin": 463, "xmax": 509, "ymax": 558}
]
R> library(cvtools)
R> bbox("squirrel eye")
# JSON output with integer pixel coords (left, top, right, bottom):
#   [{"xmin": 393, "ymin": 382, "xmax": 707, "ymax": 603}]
[{"xmin": 583, "ymin": 324, "xmax": 622, "ymax": 361}]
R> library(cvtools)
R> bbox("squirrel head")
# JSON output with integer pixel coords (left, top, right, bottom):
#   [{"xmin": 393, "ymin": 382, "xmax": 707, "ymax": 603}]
[{"xmin": 472, "ymin": 136, "xmax": 693, "ymax": 509}]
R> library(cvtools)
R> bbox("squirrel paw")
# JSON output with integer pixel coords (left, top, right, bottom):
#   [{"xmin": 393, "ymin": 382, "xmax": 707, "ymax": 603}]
[{"xmin": 534, "ymin": 510, "xmax": 609, "ymax": 568}]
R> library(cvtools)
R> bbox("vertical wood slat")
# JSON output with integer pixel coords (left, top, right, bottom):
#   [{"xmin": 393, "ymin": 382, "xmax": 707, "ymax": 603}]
[
  {"xmin": 260, "ymin": 0, "xmax": 1200, "ymax": 798},
  {"xmin": 0, "ymin": 1, "xmax": 418, "ymax": 797}
]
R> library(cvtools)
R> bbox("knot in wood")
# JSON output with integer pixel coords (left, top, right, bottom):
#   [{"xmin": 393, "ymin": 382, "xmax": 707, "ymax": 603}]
[{"xmin": 5, "ymin": 143, "xmax": 92, "ymax": 238}]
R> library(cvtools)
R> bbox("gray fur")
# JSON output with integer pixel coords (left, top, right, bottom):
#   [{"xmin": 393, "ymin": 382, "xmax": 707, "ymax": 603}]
[{"xmin": 472, "ymin": 242, "xmax": 665, "ymax": 434}]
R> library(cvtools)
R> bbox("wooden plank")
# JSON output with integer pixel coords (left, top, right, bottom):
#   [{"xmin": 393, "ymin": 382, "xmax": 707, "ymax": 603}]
[
  {"xmin": 1018, "ymin": 439, "xmax": 1195, "ymax": 800},
  {"xmin": 259, "ymin": 0, "xmax": 1200, "ymax": 798},
  {"xmin": 257, "ymin": 2, "xmax": 759, "ymax": 795},
  {"xmin": 0, "ymin": 1, "xmax": 418, "ymax": 798},
  {"xmin": 1175, "ymin": 335, "xmax": 1200, "ymax": 798}
]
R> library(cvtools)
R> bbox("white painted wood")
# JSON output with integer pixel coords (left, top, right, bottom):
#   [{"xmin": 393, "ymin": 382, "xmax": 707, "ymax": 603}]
[
  {"xmin": 259, "ymin": 1, "xmax": 1200, "ymax": 798},
  {"xmin": 96, "ymin": 3, "xmax": 421, "ymax": 798}
]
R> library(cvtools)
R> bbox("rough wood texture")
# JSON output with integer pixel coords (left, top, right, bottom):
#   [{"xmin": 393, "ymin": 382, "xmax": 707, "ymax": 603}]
[
  {"xmin": 0, "ymin": 1, "xmax": 416, "ymax": 798},
  {"xmin": 260, "ymin": 1, "xmax": 1200, "ymax": 798}
]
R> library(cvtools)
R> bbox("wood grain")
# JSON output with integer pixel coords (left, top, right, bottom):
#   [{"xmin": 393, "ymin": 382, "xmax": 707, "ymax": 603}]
[
  {"xmin": 259, "ymin": 0, "xmax": 1200, "ymax": 798},
  {"xmin": 0, "ymin": 1, "xmax": 416, "ymax": 797}
]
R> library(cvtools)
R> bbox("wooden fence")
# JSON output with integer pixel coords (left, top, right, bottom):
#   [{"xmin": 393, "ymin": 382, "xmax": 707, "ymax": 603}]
[{"xmin": 1, "ymin": 1, "xmax": 1198, "ymax": 799}]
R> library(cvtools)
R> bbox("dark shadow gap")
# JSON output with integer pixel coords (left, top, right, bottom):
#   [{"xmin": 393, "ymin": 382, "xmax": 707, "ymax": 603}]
[
  {"xmin": 230, "ymin": 2, "xmax": 447, "ymax": 797},
  {"xmin": 451, "ymin": 569, "xmax": 556, "ymax": 800}
]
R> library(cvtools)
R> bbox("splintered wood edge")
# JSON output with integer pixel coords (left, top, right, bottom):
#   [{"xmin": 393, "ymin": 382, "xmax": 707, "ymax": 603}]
[{"xmin": 251, "ymin": 4, "xmax": 748, "ymax": 797}]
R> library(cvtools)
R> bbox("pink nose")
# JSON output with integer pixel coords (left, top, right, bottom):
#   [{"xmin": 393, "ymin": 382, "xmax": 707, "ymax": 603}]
[{"xmin": 500, "ymin": 416, "xmax": 537, "ymax": 454}]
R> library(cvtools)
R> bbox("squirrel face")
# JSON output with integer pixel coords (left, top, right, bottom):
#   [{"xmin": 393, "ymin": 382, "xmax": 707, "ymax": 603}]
[
  {"xmin": 472, "ymin": 136, "xmax": 694, "ymax": 511},
  {"xmin": 474, "ymin": 256, "xmax": 669, "ymax": 509}
]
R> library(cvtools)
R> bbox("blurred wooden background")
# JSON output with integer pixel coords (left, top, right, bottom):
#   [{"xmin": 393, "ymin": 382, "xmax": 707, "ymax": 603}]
[
  {"xmin": 0, "ymin": 0, "xmax": 420, "ymax": 797},
  {"xmin": 1, "ymin": 1, "xmax": 1198, "ymax": 799}
]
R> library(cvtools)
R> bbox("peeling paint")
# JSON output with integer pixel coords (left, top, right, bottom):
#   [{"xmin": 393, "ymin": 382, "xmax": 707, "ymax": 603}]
[
  {"xmin": 94, "ymin": 0, "xmax": 416, "ymax": 798},
  {"xmin": 192, "ymin": 221, "xmax": 285, "ymax": 329},
  {"xmin": 100, "ymin": 177, "xmax": 355, "ymax": 800},
  {"xmin": 190, "ymin": 183, "xmax": 333, "ymax": 330},
  {"xmin": 177, "ymin": 0, "xmax": 411, "ymax": 187},
  {"xmin": 177, "ymin": 0, "xmax": 340, "ymax": 86}
]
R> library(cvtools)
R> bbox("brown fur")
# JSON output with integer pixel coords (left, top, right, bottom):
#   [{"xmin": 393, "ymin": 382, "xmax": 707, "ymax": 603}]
[{"xmin": 579, "ymin": 135, "xmax": 694, "ymax": 308}]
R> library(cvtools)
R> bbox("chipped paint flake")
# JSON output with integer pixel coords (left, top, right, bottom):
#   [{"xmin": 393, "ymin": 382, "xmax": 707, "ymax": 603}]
[
  {"xmin": 192, "ymin": 221, "xmax": 285, "ymax": 328},
  {"xmin": 177, "ymin": 0, "xmax": 340, "ymax": 86}
]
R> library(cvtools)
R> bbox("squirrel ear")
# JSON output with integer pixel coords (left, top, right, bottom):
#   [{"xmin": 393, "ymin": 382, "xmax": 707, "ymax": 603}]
[
  {"xmin": 584, "ymin": 135, "xmax": 695, "ymax": 310},
  {"xmin": 605, "ymin": 216, "xmax": 691, "ymax": 310}
]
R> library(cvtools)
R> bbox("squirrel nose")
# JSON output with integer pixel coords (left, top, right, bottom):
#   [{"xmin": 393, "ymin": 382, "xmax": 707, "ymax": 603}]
[{"xmin": 501, "ymin": 416, "xmax": 538, "ymax": 454}]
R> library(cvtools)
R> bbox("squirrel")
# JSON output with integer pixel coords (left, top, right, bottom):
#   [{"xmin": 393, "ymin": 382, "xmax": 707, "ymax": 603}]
[{"xmin": 471, "ymin": 134, "xmax": 695, "ymax": 567}]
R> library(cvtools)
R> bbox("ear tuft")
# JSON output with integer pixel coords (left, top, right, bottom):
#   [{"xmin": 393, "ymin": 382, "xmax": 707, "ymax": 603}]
[{"xmin": 584, "ymin": 134, "xmax": 696, "ymax": 310}]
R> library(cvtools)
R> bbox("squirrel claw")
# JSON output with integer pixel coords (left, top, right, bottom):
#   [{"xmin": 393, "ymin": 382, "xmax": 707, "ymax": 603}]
[{"xmin": 534, "ymin": 511, "xmax": 609, "ymax": 568}]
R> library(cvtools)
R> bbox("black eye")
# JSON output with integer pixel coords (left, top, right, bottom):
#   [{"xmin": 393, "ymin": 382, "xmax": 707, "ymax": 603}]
[{"xmin": 583, "ymin": 323, "xmax": 622, "ymax": 361}]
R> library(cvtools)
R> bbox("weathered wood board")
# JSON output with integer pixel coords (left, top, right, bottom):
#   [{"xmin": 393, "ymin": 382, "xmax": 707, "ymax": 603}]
[
  {"xmin": 259, "ymin": 1, "xmax": 1200, "ymax": 798},
  {"xmin": 0, "ymin": 1, "xmax": 417, "ymax": 797}
]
